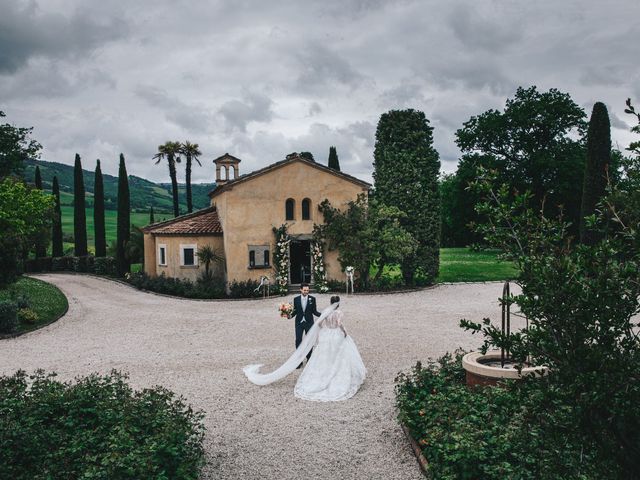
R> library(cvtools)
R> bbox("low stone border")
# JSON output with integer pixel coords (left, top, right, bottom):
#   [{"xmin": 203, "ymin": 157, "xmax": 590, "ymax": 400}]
[
  {"xmin": 401, "ymin": 424, "xmax": 432, "ymax": 478},
  {"xmin": 0, "ymin": 276, "xmax": 70, "ymax": 340}
]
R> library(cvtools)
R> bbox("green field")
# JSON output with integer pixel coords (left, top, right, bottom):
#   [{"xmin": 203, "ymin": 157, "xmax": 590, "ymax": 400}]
[
  {"xmin": 0, "ymin": 277, "xmax": 68, "ymax": 334},
  {"xmin": 437, "ymin": 248, "xmax": 517, "ymax": 282},
  {"xmin": 373, "ymin": 248, "xmax": 517, "ymax": 283},
  {"xmin": 60, "ymin": 206, "xmax": 172, "ymax": 245}
]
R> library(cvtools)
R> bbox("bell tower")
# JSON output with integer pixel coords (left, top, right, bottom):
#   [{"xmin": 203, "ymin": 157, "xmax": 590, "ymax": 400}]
[{"xmin": 213, "ymin": 153, "xmax": 241, "ymax": 186}]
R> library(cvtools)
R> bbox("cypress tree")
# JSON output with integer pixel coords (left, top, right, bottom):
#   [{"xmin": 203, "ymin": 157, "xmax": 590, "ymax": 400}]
[
  {"xmin": 33, "ymin": 166, "xmax": 48, "ymax": 257},
  {"xmin": 580, "ymin": 102, "xmax": 611, "ymax": 245},
  {"xmin": 328, "ymin": 146, "xmax": 341, "ymax": 171},
  {"xmin": 73, "ymin": 153, "xmax": 88, "ymax": 256},
  {"xmin": 149, "ymin": 206, "xmax": 155, "ymax": 224},
  {"xmin": 373, "ymin": 109, "xmax": 441, "ymax": 285},
  {"xmin": 116, "ymin": 153, "xmax": 131, "ymax": 276},
  {"xmin": 51, "ymin": 176, "xmax": 64, "ymax": 257},
  {"xmin": 94, "ymin": 159, "xmax": 106, "ymax": 257},
  {"xmin": 34, "ymin": 165, "xmax": 42, "ymax": 188}
]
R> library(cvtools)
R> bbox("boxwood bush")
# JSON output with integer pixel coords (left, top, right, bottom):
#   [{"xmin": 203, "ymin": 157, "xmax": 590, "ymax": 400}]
[{"xmin": 0, "ymin": 370, "xmax": 205, "ymax": 479}]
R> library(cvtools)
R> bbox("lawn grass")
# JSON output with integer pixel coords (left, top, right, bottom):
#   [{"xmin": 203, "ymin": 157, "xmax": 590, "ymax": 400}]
[
  {"xmin": 60, "ymin": 206, "xmax": 167, "ymax": 244},
  {"xmin": 0, "ymin": 277, "xmax": 69, "ymax": 334},
  {"xmin": 373, "ymin": 248, "xmax": 517, "ymax": 284},
  {"xmin": 437, "ymin": 248, "xmax": 518, "ymax": 283}
]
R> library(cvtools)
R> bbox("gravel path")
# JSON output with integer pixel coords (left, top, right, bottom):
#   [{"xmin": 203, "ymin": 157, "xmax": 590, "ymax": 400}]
[{"xmin": 0, "ymin": 274, "xmax": 524, "ymax": 479}]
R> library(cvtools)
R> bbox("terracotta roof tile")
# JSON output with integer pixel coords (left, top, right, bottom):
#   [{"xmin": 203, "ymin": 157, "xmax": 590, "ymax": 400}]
[{"xmin": 143, "ymin": 207, "xmax": 222, "ymax": 235}]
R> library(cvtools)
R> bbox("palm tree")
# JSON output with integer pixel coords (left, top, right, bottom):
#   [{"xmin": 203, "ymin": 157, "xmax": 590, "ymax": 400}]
[
  {"xmin": 197, "ymin": 245, "xmax": 225, "ymax": 280},
  {"xmin": 153, "ymin": 141, "xmax": 182, "ymax": 217},
  {"xmin": 181, "ymin": 141, "xmax": 202, "ymax": 213}
]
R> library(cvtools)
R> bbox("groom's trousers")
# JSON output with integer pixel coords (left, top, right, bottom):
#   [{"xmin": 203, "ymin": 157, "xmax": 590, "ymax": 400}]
[{"xmin": 295, "ymin": 320, "xmax": 313, "ymax": 361}]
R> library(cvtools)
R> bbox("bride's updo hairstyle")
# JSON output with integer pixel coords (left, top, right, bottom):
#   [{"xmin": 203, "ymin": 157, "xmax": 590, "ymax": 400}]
[{"xmin": 330, "ymin": 295, "xmax": 340, "ymax": 305}]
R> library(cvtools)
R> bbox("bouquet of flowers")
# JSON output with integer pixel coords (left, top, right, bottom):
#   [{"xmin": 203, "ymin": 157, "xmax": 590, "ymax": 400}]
[{"xmin": 279, "ymin": 302, "xmax": 293, "ymax": 318}]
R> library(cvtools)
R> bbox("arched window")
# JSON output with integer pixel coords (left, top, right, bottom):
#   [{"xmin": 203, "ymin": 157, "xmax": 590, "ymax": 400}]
[
  {"xmin": 229, "ymin": 165, "xmax": 235, "ymax": 179},
  {"xmin": 221, "ymin": 165, "xmax": 228, "ymax": 180},
  {"xmin": 302, "ymin": 198, "xmax": 311, "ymax": 220},
  {"xmin": 285, "ymin": 198, "xmax": 295, "ymax": 220}
]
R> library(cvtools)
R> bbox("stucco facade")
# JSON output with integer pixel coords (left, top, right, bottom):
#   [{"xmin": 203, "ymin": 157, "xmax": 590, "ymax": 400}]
[
  {"xmin": 143, "ymin": 154, "xmax": 370, "ymax": 287},
  {"xmin": 144, "ymin": 234, "xmax": 224, "ymax": 282}
]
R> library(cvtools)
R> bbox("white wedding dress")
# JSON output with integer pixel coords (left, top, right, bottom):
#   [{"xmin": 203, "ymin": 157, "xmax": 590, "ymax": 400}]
[{"xmin": 243, "ymin": 303, "xmax": 366, "ymax": 401}]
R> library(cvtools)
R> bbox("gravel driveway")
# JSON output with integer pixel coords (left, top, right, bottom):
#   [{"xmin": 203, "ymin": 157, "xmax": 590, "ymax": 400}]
[{"xmin": 0, "ymin": 274, "xmax": 523, "ymax": 479}]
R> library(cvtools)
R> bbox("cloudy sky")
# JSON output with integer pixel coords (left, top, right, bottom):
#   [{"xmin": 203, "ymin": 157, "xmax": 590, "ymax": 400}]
[{"xmin": 2, "ymin": 0, "xmax": 639, "ymax": 184}]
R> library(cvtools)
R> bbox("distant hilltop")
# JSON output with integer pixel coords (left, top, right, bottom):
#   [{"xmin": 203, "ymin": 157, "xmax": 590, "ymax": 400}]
[{"xmin": 22, "ymin": 159, "xmax": 215, "ymax": 213}]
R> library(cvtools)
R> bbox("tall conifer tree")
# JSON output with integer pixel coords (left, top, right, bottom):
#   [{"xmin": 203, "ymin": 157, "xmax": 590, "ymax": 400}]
[
  {"xmin": 33, "ymin": 166, "xmax": 48, "ymax": 257},
  {"xmin": 94, "ymin": 160, "xmax": 106, "ymax": 257},
  {"xmin": 34, "ymin": 165, "xmax": 42, "ymax": 188},
  {"xmin": 328, "ymin": 146, "xmax": 341, "ymax": 171},
  {"xmin": 116, "ymin": 153, "xmax": 131, "ymax": 276},
  {"xmin": 580, "ymin": 102, "xmax": 611, "ymax": 245},
  {"xmin": 51, "ymin": 176, "xmax": 64, "ymax": 257},
  {"xmin": 73, "ymin": 153, "xmax": 88, "ymax": 256},
  {"xmin": 149, "ymin": 206, "xmax": 155, "ymax": 224},
  {"xmin": 373, "ymin": 109, "xmax": 441, "ymax": 284}
]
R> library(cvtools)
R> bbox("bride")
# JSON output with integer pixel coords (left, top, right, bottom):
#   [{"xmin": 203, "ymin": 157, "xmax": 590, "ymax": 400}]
[{"xmin": 243, "ymin": 296, "xmax": 366, "ymax": 401}]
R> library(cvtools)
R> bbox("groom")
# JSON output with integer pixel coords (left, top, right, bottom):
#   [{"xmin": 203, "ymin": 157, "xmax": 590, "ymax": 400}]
[{"xmin": 290, "ymin": 283, "xmax": 321, "ymax": 368}]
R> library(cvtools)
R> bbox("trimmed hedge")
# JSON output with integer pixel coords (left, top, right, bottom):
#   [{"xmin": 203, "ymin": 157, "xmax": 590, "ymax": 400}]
[
  {"xmin": 23, "ymin": 257, "xmax": 53, "ymax": 273},
  {"xmin": 94, "ymin": 256, "xmax": 117, "ymax": 276},
  {"xmin": 0, "ymin": 370, "xmax": 206, "ymax": 479}
]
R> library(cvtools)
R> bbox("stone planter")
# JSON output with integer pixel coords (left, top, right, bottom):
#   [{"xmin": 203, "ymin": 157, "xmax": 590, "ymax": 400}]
[{"xmin": 462, "ymin": 351, "xmax": 547, "ymax": 387}]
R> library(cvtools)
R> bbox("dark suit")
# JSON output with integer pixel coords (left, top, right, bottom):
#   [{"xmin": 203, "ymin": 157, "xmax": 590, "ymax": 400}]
[{"xmin": 291, "ymin": 294, "xmax": 321, "ymax": 361}]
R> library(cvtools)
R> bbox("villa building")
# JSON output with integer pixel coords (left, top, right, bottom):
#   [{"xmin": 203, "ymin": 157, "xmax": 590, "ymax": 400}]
[{"xmin": 142, "ymin": 153, "xmax": 370, "ymax": 287}]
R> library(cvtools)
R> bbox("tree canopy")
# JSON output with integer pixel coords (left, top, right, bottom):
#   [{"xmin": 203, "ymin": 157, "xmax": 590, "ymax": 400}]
[
  {"xmin": 456, "ymin": 86, "xmax": 587, "ymax": 234},
  {"xmin": 0, "ymin": 110, "xmax": 41, "ymax": 179}
]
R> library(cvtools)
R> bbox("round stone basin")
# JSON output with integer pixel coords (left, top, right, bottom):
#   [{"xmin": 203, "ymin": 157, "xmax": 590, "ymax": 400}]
[{"xmin": 462, "ymin": 351, "xmax": 547, "ymax": 387}]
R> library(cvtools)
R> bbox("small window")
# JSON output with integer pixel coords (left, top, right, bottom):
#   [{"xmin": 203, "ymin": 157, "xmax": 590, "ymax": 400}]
[
  {"xmin": 180, "ymin": 244, "xmax": 198, "ymax": 266},
  {"xmin": 158, "ymin": 244, "xmax": 167, "ymax": 266},
  {"xmin": 248, "ymin": 245, "xmax": 270, "ymax": 268},
  {"xmin": 285, "ymin": 198, "xmax": 295, "ymax": 220},
  {"xmin": 302, "ymin": 198, "xmax": 311, "ymax": 220}
]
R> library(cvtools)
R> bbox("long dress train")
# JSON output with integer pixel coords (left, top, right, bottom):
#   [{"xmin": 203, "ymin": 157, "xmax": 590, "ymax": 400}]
[{"xmin": 243, "ymin": 304, "xmax": 366, "ymax": 401}]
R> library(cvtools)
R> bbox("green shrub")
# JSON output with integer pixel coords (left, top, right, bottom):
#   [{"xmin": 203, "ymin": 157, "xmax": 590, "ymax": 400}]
[
  {"xmin": 17, "ymin": 307, "xmax": 38, "ymax": 325},
  {"xmin": 23, "ymin": 257, "xmax": 53, "ymax": 273},
  {"xmin": 0, "ymin": 300, "xmax": 18, "ymax": 334},
  {"xmin": 396, "ymin": 353, "xmax": 611, "ymax": 479},
  {"xmin": 94, "ymin": 256, "xmax": 117, "ymax": 276},
  {"xmin": 0, "ymin": 370, "xmax": 206, "ymax": 480},
  {"xmin": 51, "ymin": 256, "xmax": 74, "ymax": 272},
  {"xmin": 13, "ymin": 293, "xmax": 30, "ymax": 309},
  {"xmin": 73, "ymin": 255, "xmax": 95, "ymax": 273},
  {"xmin": 227, "ymin": 279, "xmax": 261, "ymax": 298}
]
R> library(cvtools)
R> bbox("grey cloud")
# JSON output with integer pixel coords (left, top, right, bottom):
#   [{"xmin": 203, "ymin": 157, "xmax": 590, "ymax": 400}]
[
  {"xmin": 294, "ymin": 43, "xmax": 367, "ymax": 93},
  {"xmin": 218, "ymin": 92, "xmax": 274, "ymax": 133},
  {"xmin": 0, "ymin": 60, "xmax": 117, "ymax": 98},
  {"xmin": 609, "ymin": 112, "xmax": 631, "ymax": 131},
  {"xmin": 135, "ymin": 86, "xmax": 213, "ymax": 133},
  {"xmin": 579, "ymin": 65, "xmax": 629, "ymax": 87},
  {"xmin": 378, "ymin": 83, "xmax": 430, "ymax": 109},
  {"xmin": 0, "ymin": 1, "xmax": 128, "ymax": 73},
  {"xmin": 308, "ymin": 102, "xmax": 322, "ymax": 116},
  {"xmin": 448, "ymin": 4, "xmax": 523, "ymax": 53}
]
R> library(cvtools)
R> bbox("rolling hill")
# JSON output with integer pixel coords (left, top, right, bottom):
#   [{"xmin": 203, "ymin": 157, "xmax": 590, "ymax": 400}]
[{"xmin": 23, "ymin": 159, "xmax": 215, "ymax": 213}]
